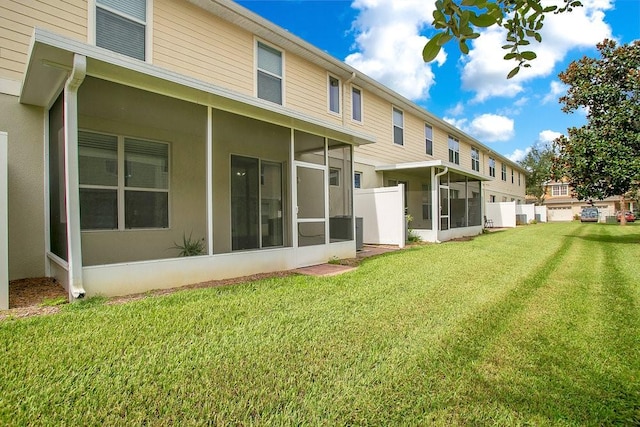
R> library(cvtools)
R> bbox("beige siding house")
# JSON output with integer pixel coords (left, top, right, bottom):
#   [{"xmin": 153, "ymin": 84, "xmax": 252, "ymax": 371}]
[{"xmin": 0, "ymin": 0, "xmax": 525, "ymax": 304}]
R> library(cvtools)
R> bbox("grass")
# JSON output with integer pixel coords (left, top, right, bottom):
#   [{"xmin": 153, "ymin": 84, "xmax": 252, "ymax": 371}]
[{"xmin": 1, "ymin": 222, "xmax": 638, "ymax": 425}]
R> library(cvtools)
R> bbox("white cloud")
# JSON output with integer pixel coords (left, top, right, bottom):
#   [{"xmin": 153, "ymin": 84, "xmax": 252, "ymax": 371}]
[
  {"xmin": 461, "ymin": 0, "xmax": 613, "ymax": 102},
  {"xmin": 446, "ymin": 102, "xmax": 465, "ymax": 116},
  {"xmin": 538, "ymin": 129, "xmax": 563, "ymax": 143},
  {"xmin": 507, "ymin": 147, "xmax": 531, "ymax": 162},
  {"xmin": 445, "ymin": 113, "xmax": 514, "ymax": 142},
  {"xmin": 345, "ymin": 0, "xmax": 444, "ymax": 101},
  {"xmin": 542, "ymin": 81, "xmax": 568, "ymax": 104}
]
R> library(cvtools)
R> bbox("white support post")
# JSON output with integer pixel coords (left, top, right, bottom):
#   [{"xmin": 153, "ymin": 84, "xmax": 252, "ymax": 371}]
[
  {"xmin": 0, "ymin": 131, "xmax": 8, "ymax": 309},
  {"xmin": 206, "ymin": 106, "xmax": 213, "ymax": 255},
  {"xmin": 63, "ymin": 54, "xmax": 86, "ymax": 300}
]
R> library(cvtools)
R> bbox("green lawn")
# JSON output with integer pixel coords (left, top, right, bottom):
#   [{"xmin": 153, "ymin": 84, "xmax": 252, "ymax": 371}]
[{"xmin": 1, "ymin": 222, "xmax": 639, "ymax": 425}]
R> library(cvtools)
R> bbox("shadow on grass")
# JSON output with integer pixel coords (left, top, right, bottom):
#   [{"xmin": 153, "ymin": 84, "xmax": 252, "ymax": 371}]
[{"xmin": 564, "ymin": 233, "xmax": 640, "ymax": 245}]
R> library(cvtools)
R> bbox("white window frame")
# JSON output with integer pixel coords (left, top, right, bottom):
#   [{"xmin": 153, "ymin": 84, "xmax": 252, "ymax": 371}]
[
  {"xmin": 255, "ymin": 39, "xmax": 285, "ymax": 105},
  {"xmin": 328, "ymin": 74, "xmax": 341, "ymax": 115},
  {"xmin": 354, "ymin": 171, "xmax": 362, "ymax": 189},
  {"xmin": 79, "ymin": 130, "xmax": 170, "ymax": 231},
  {"xmin": 501, "ymin": 163, "xmax": 507, "ymax": 181},
  {"xmin": 489, "ymin": 157, "xmax": 496, "ymax": 177},
  {"xmin": 471, "ymin": 147, "xmax": 480, "ymax": 172},
  {"xmin": 351, "ymin": 85, "xmax": 363, "ymax": 123},
  {"xmin": 448, "ymin": 136, "xmax": 460, "ymax": 165},
  {"xmin": 89, "ymin": 0, "xmax": 153, "ymax": 62},
  {"xmin": 425, "ymin": 124, "xmax": 433, "ymax": 156},
  {"xmin": 552, "ymin": 184, "xmax": 569, "ymax": 196},
  {"xmin": 392, "ymin": 107, "xmax": 404, "ymax": 146},
  {"xmin": 511, "ymin": 168, "xmax": 515, "ymax": 183}
]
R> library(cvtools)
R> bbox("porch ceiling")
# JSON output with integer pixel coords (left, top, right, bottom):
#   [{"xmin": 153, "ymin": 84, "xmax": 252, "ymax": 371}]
[
  {"xmin": 375, "ymin": 160, "xmax": 490, "ymax": 181},
  {"xmin": 20, "ymin": 28, "xmax": 376, "ymax": 147}
]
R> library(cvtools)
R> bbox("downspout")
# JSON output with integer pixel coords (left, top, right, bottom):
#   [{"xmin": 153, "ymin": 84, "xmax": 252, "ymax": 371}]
[
  {"xmin": 342, "ymin": 72, "xmax": 356, "ymax": 127},
  {"xmin": 64, "ymin": 54, "xmax": 87, "ymax": 299},
  {"xmin": 434, "ymin": 167, "xmax": 449, "ymax": 243}
]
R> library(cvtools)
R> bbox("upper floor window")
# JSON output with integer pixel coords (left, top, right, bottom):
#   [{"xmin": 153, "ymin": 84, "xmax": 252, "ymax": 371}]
[
  {"xmin": 501, "ymin": 163, "xmax": 507, "ymax": 181},
  {"xmin": 518, "ymin": 172, "xmax": 521, "ymax": 186},
  {"xmin": 352, "ymin": 86, "xmax": 362, "ymax": 122},
  {"xmin": 393, "ymin": 107, "xmax": 404, "ymax": 146},
  {"xmin": 257, "ymin": 41, "xmax": 283, "ymax": 105},
  {"xmin": 79, "ymin": 130, "xmax": 169, "ymax": 230},
  {"xmin": 448, "ymin": 136, "xmax": 460, "ymax": 164},
  {"xmin": 96, "ymin": 0, "xmax": 147, "ymax": 61},
  {"xmin": 471, "ymin": 147, "xmax": 480, "ymax": 172},
  {"xmin": 511, "ymin": 168, "xmax": 515, "ymax": 183},
  {"xmin": 328, "ymin": 75, "xmax": 340, "ymax": 114},
  {"xmin": 489, "ymin": 157, "xmax": 496, "ymax": 177},
  {"xmin": 552, "ymin": 184, "xmax": 569, "ymax": 196},
  {"xmin": 354, "ymin": 172, "xmax": 362, "ymax": 188},
  {"xmin": 425, "ymin": 124, "xmax": 433, "ymax": 155}
]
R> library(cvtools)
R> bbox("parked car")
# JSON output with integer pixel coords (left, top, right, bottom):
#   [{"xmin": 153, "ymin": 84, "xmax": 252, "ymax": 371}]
[
  {"xmin": 580, "ymin": 207, "xmax": 599, "ymax": 222},
  {"xmin": 616, "ymin": 211, "xmax": 636, "ymax": 222}
]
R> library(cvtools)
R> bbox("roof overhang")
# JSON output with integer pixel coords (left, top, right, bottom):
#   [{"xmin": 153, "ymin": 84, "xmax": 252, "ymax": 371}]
[
  {"xmin": 375, "ymin": 159, "xmax": 491, "ymax": 181},
  {"xmin": 20, "ymin": 28, "xmax": 376, "ymax": 147}
]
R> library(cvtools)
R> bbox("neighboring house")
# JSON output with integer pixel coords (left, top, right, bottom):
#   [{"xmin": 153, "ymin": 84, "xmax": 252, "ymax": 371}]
[
  {"xmin": 543, "ymin": 181, "xmax": 635, "ymax": 221},
  {"xmin": 0, "ymin": 0, "xmax": 525, "ymax": 302}
]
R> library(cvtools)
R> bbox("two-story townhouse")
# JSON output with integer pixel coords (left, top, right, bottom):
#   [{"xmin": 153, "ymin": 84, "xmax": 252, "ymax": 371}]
[{"xmin": 0, "ymin": 0, "xmax": 525, "ymax": 304}]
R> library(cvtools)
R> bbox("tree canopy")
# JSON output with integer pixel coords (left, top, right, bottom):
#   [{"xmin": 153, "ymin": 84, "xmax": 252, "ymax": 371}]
[
  {"xmin": 553, "ymin": 39, "xmax": 640, "ymax": 203},
  {"xmin": 518, "ymin": 142, "xmax": 555, "ymax": 205},
  {"xmin": 423, "ymin": 0, "xmax": 581, "ymax": 78}
]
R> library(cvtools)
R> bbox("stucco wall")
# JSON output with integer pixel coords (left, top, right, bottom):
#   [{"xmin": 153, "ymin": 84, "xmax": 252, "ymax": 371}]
[{"xmin": 0, "ymin": 93, "xmax": 46, "ymax": 280}]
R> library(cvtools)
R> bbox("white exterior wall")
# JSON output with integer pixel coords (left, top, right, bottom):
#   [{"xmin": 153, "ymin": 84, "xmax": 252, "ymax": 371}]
[
  {"xmin": 485, "ymin": 201, "xmax": 517, "ymax": 228},
  {"xmin": 354, "ymin": 186, "xmax": 405, "ymax": 247}
]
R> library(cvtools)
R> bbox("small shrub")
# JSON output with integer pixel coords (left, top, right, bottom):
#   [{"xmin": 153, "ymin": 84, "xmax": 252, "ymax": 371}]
[
  {"xmin": 328, "ymin": 256, "xmax": 341, "ymax": 265},
  {"xmin": 529, "ymin": 219, "xmax": 539, "ymax": 225},
  {"xmin": 573, "ymin": 214, "xmax": 580, "ymax": 221},
  {"xmin": 172, "ymin": 233, "xmax": 206, "ymax": 257},
  {"xmin": 407, "ymin": 230, "xmax": 422, "ymax": 243}
]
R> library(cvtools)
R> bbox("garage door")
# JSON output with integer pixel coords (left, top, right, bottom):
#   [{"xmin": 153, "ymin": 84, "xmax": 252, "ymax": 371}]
[{"xmin": 547, "ymin": 207, "xmax": 573, "ymax": 222}]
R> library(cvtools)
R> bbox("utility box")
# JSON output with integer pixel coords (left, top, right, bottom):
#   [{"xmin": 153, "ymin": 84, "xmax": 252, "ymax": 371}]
[{"xmin": 516, "ymin": 214, "xmax": 527, "ymax": 225}]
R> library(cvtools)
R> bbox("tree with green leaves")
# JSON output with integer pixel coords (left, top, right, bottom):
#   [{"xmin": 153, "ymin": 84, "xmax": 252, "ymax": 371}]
[
  {"xmin": 518, "ymin": 142, "xmax": 555, "ymax": 205},
  {"xmin": 553, "ymin": 39, "xmax": 640, "ymax": 224},
  {"xmin": 423, "ymin": 0, "xmax": 582, "ymax": 78}
]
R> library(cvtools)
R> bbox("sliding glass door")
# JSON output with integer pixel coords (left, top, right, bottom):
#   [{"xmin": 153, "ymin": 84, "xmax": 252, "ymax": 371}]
[{"xmin": 231, "ymin": 155, "xmax": 283, "ymax": 250}]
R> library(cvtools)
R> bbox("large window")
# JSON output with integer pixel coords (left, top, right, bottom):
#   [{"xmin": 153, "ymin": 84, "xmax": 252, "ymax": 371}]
[
  {"xmin": 501, "ymin": 163, "xmax": 507, "ymax": 181},
  {"xmin": 257, "ymin": 41, "xmax": 283, "ymax": 104},
  {"xmin": 79, "ymin": 131, "xmax": 169, "ymax": 230},
  {"xmin": 489, "ymin": 157, "xmax": 496, "ymax": 177},
  {"xmin": 425, "ymin": 124, "xmax": 433, "ymax": 155},
  {"xmin": 328, "ymin": 75, "xmax": 340, "ymax": 114},
  {"xmin": 231, "ymin": 155, "xmax": 283, "ymax": 250},
  {"xmin": 392, "ymin": 107, "xmax": 404, "ymax": 146},
  {"xmin": 352, "ymin": 86, "xmax": 362, "ymax": 122},
  {"xmin": 448, "ymin": 136, "xmax": 460, "ymax": 164},
  {"xmin": 96, "ymin": 0, "xmax": 147, "ymax": 61},
  {"xmin": 471, "ymin": 147, "xmax": 480, "ymax": 172}
]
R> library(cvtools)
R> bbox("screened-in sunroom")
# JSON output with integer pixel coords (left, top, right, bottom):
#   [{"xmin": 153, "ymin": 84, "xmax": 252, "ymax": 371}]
[
  {"xmin": 375, "ymin": 161, "xmax": 486, "ymax": 243},
  {"xmin": 22, "ymin": 29, "xmax": 374, "ymax": 299}
]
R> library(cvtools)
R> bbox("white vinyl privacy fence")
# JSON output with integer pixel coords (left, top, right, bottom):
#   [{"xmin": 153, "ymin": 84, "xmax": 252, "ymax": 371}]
[
  {"xmin": 354, "ymin": 185, "xmax": 406, "ymax": 248},
  {"xmin": 1, "ymin": 132, "xmax": 8, "ymax": 309}
]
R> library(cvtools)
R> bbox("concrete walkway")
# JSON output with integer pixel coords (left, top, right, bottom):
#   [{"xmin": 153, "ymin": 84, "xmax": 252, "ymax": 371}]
[{"xmin": 294, "ymin": 245, "xmax": 400, "ymax": 277}]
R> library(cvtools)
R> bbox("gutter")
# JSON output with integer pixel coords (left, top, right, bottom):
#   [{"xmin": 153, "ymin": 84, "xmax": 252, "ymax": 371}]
[
  {"xmin": 63, "ymin": 53, "xmax": 86, "ymax": 299},
  {"xmin": 342, "ymin": 72, "xmax": 356, "ymax": 127}
]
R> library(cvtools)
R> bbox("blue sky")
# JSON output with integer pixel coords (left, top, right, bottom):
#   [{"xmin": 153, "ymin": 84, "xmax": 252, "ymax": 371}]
[{"xmin": 237, "ymin": 0, "xmax": 639, "ymax": 161}]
